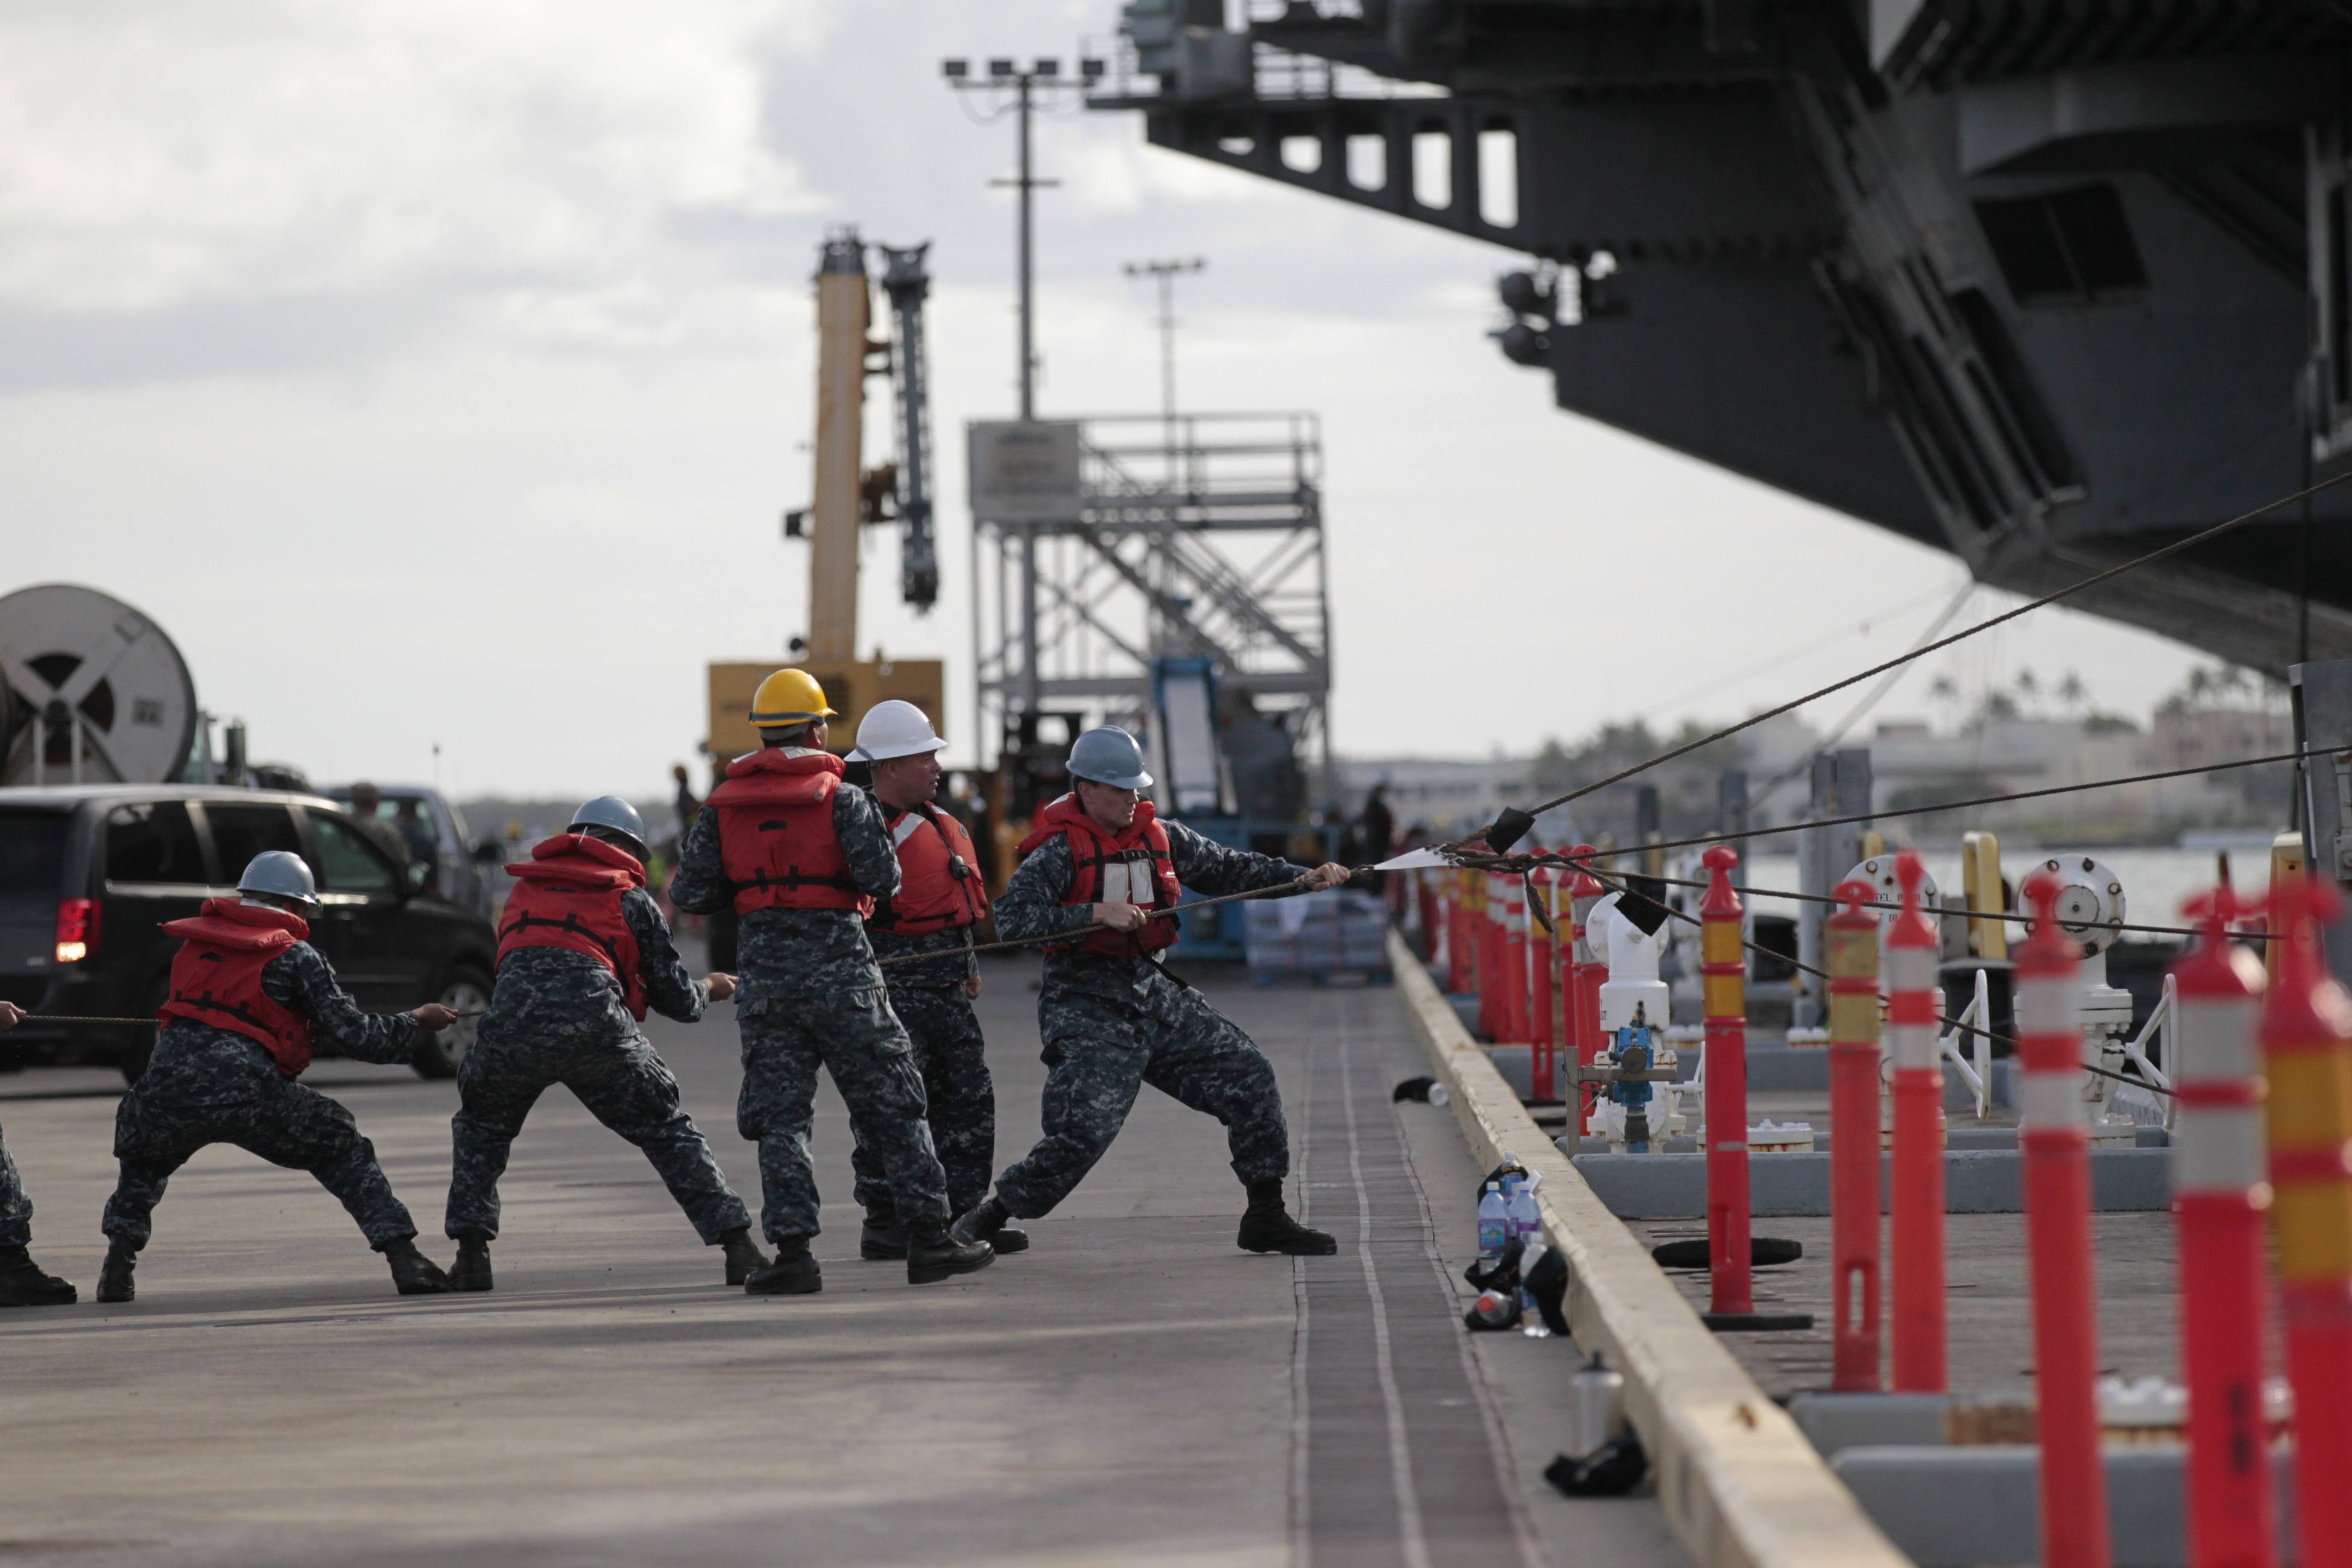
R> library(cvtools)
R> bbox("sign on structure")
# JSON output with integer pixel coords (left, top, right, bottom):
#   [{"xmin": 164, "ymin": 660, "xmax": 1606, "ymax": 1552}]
[{"xmin": 968, "ymin": 421, "xmax": 1085, "ymax": 523}]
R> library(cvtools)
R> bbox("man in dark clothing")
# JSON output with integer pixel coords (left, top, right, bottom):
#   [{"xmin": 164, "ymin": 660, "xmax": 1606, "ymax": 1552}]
[
  {"xmin": 97, "ymin": 852, "xmax": 457, "ymax": 1301},
  {"xmin": 842, "ymin": 701, "xmax": 1019, "ymax": 1260},
  {"xmin": 1361, "ymin": 782, "xmax": 1396, "ymax": 867},
  {"xmin": 952, "ymin": 727, "xmax": 1347, "ymax": 1257},
  {"xmin": 0, "ymin": 1002, "xmax": 76, "ymax": 1306},
  {"xmin": 444, "ymin": 796, "xmax": 767, "ymax": 1292},
  {"xmin": 671, "ymin": 668, "xmax": 993, "ymax": 1295}
]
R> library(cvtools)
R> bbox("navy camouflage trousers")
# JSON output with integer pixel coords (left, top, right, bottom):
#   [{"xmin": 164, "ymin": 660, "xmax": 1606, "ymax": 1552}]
[
  {"xmin": 104, "ymin": 1035, "xmax": 417, "ymax": 1251},
  {"xmin": 738, "ymin": 990, "xmax": 949, "ymax": 1244},
  {"xmin": 0, "ymin": 1124, "xmax": 31, "ymax": 1250},
  {"xmin": 853, "ymin": 983, "xmax": 994, "ymax": 1219},
  {"xmin": 445, "ymin": 1032, "xmax": 751, "ymax": 1245},
  {"xmin": 993, "ymin": 972, "xmax": 1290, "ymax": 1219}
]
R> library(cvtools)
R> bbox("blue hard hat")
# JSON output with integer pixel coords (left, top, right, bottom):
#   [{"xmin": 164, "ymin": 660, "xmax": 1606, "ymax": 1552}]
[
  {"xmin": 569, "ymin": 795, "xmax": 650, "ymax": 859},
  {"xmin": 1067, "ymin": 726, "xmax": 1152, "ymax": 791},
  {"xmin": 237, "ymin": 850, "xmax": 319, "ymax": 912}
]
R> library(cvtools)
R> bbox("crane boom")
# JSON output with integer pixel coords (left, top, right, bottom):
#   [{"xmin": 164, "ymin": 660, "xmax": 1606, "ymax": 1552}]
[
  {"xmin": 880, "ymin": 242, "xmax": 938, "ymax": 613},
  {"xmin": 806, "ymin": 229, "xmax": 870, "ymax": 663}
]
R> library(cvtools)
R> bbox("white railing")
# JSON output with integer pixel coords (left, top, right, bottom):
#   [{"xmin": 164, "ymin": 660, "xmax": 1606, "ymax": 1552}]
[
  {"xmin": 1938, "ymin": 967, "xmax": 1995, "ymax": 1121},
  {"xmin": 2107, "ymin": 973, "xmax": 2176, "ymax": 1131}
]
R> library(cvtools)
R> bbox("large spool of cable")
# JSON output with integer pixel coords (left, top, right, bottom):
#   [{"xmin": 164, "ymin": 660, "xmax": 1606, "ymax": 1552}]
[{"xmin": 0, "ymin": 583, "xmax": 198, "ymax": 786}]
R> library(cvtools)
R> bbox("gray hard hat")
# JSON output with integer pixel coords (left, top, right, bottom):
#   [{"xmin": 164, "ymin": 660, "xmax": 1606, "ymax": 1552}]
[
  {"xmin": 237, "ymin": 850, "xmax": 319, "ymax": 912},
  {"xmin": 569, "ymin": 795, "xmax": 650, "ymax": 859},
  {"xmin": 1067, "ymin": 726, "xmax": 1153, "ymax": 791}
]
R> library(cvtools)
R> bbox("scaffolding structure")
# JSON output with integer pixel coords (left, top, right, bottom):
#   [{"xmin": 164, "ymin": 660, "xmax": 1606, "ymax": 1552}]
[{"xmin": 967, "ymin": 411, "xmax": 1333, "ymax": 787}]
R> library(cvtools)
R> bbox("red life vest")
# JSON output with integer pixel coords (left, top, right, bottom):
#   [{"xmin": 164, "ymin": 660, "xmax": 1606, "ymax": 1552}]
[
  {"xmin": 498, "ymin": 833, "xmax": 649, "ymax": 1020},
  {"xmin": 706, "ymin": 748, "xmax": 874, "ymax": 917},
  {"xmin": 870, "ymin": 805, "xmax": 990, "ymax": 937},
  {"xmin": 156, "ymin": 899, "xmax": 316, "ymax": 1077},
  {"xmin": 1016, "ymin": 794, "xmax": 1181, "ymax": 959}
]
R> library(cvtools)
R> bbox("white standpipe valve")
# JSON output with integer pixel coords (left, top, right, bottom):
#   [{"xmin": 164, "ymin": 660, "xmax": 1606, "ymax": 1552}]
[{"xmin": 1592, "ymin": 891, "xmax": 1671, "ymax": 1034}]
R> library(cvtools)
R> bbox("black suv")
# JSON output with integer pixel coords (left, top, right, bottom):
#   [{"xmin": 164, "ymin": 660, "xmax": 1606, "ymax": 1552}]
[{"xmin": 0, "ymin": 786, "xmax": 496, "ymax": 1081}]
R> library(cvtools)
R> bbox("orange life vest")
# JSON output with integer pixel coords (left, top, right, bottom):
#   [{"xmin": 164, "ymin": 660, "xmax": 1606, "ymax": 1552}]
[
  {"xmin": 498, "ymin": 833, "xmax": 649, "ymax": 1020},
  {"xmin": 706, "ymin": 748, "xmax": 875, "ymax": 917},
  {"xmin": 156, "ymin": 899, "xmax": 316, "ymax": 1077},
  {"xmin": 1016, "ymin": 794, "xmax": 1181, "ymax": 959},
  {"xmin": 870, "ymin": 805, "xmax": 990, "ymax": 937}
]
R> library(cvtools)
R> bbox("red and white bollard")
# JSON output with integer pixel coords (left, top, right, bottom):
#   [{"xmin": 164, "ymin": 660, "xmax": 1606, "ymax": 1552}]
[
  {"xmin": 2170, "ymin": 886, "xmax": 2275, "ymax": 1568},
  {"xmin": 1529, "ymin": 867, "xmax": 1560, "ymax": 1101},
  {"xmin": 2260, "ymin": 871, "xmax": 2352, "ymax": 1568},
  {"xmin": 1701, "ymin": 846, "xmax": 1754, "ymax": 1319},
  {"xmin": 1503, "ymin": 874, "xmax": 1531, "ymax": 1045},
  {"xmin": 1826, "ymin": 880, "xmax": 1883, "ymax": 1391},
  {"xmin": 1886, "ymin": 852, "xmax": 1947, "ymax": 1393},
  {"xmin": 1447, "ymin": 869, "xmax": 1476, "ymax": 996},
  {"xmin": 1477, "ymin": 871, "xmax": 1505, "ymax": 1037},
  {"xmin": 2015, "ymin": 868, "xmax": 2111, "ymax": 1568},
  {"xmin": 1568, "ymin": 848, "xmax": 1609, "ymax": 1135},
  {"xmin": 1416, "ymin": 871, "xmax": 1441, "ymax": 967}
]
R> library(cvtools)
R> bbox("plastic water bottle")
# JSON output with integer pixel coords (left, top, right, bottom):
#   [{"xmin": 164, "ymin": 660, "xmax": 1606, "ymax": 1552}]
[
  {"xmin": 1505, "ymin": 1173, "xmax": 1541, "ymax": 1250},
  {"xmin": 1476, "ymin": 1181, "xmax": 1509, "ymax": 1261}
]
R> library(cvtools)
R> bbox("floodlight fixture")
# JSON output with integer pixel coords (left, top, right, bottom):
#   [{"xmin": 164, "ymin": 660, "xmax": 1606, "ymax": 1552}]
[
  {"xmin": 988, "ymin": 58, "xmax": 1015, "ymax": 77},
  {"xmin": 943, "ymin": 58, "xmax": 969, "ymax": 78}
]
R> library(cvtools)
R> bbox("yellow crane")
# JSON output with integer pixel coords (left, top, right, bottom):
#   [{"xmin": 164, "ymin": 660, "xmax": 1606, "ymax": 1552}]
[{"xmin": 706, "ymin": 228, "xmax": 944, "ymax": 764}]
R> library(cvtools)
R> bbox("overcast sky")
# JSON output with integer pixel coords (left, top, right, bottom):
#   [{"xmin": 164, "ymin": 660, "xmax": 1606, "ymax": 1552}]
[{"xmin": 0, "ymin": 1, "xmax": 2211, "ymax": 799}]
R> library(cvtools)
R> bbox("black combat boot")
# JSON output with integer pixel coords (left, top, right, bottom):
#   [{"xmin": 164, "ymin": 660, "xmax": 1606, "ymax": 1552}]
[
  {"xmin": 906, "ymin": 1222, "xmax": 993, "ymax": 1285},
  {"xmin": 383, "ymin": 1238, "xmax": 452, "ymax": 1295},
  {"xmin": 0, "ymin": 1245, "xmax": 77, "ymax": 1307},
  {"xmin": 719, "ymin": 1227, "xmax": 770, "ymax": 1285},
  {"xmin": 96, "ymin": 1238, "xmax": 138, "ymax": 1304},
  {"xmin": 859, "ymin": 1212, "xmax": 908, "ymax": 1261},
  {"xmin": 950, "ymin": 1199, "xmax": 1028, "ymax": 1255},
  {"xmin": 745, "ymin": 1238, "xmax": 821, "ymax": 1296},
  {"xmin": 1236, "ymin": 1178, "xmax": 1337, "ymax": 1256},
  {"xmin": 449, "ymin": 1237, "xmax": 493, "ymax": 1293}
]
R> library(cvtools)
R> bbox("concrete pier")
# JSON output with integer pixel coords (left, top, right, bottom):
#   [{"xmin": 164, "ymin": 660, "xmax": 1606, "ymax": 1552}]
[{"xmin": 0, "ymin": 958, "xmax": 1683, "ymax": 1566}]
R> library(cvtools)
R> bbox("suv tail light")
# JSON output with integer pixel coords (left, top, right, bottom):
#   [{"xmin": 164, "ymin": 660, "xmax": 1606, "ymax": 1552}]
[{"xmin": 54, "ymin": 899, "xmax": 100, "ymax": 965}]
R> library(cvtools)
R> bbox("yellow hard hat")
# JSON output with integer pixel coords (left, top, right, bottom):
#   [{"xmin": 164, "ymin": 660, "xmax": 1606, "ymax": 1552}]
[{"xmin": 749, "ymin": 668, "xmax": 836, "ymax": 727}]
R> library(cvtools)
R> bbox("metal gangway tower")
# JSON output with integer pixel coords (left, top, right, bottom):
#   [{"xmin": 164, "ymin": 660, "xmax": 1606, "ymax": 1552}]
[{"xmin": 966, "ymin": 411, "xmax": 1334, "ymax": 789}]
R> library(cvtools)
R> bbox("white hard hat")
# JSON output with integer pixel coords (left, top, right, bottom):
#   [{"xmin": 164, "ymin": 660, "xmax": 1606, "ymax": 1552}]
[{"xmin": 849, "ymin": 700, "xmax": 947, "ymax": 763}]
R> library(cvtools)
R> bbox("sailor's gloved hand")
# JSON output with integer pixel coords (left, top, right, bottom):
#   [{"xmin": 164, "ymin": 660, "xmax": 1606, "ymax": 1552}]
[
  {"xmin": 411, "ymin": 1004, "xmax": 459, "ymax": 1032},
  {"xmin": 705, "ymin": 972, "xmax": 738, "ymax": 1002},
  {"xmin": 1094, "ymin": 902, "xmax": 1146, "ymax": 932},
  {"xmin": 1303, "ymin": 862, "xmax": 1351, "ymax": 891}
]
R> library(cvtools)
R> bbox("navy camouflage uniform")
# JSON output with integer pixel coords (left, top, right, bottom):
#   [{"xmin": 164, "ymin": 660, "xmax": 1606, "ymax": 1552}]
[
  {"xmin": 990, "ymin": 826, "xmax": 1314, "ymax": 1218},
  {"xmin": 444, "ymin": 888, "xmax": 751, "ymax": 1247},
  {"xmin": 0, "ymin": 1125, "xmax": 31, "ymax": 1251},
  {"xmin": 672, "ymin": 787, "xmax": 950, "ymax": 1246},
  {"xmin": 103, "ymin": 943, "xmax": 426, "ymax": 1252},
  {"xmin": 853, "ymin": 925, "xmax": 992, "ymax": 1219}
]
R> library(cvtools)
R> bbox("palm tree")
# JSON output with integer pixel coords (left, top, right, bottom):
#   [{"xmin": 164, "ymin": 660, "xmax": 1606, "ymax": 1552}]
[
  {"xmin": 2015, "ymin": 668, "xmax": 2041, "ymax": 716},
  {"xmin": 2058, "ymin": 670, "xmax": 2087, "ymax": 716},
  {"xmin": 1929, "ymin": 674, "xmax": 1959, "ymax": 730}
]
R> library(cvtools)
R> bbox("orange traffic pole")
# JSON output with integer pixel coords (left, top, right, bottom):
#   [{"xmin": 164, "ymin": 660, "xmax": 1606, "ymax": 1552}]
[
  {"xmin": 1529, "ymin": 867, "xmax": 1559, "ymax": 1101},
  {"xmin": 1476, "ymin": 871, "xmax": 1500, "ymax": 1034},
  {"xmin": 2171, "ymin": 885, "xmax": 2275, "ymax": 1568},
  {"xmin": 1701, "ymin": 846, "xmax": 1753, "ymax": 1317},
  {"xmin": 2260, "ymin": 871, "xmax": 2352, "ymax": 1568},
  {"xmin": 1447, "ymin": 869, "xmax": 1475, "ymax": 994},
  {"xmin": 1503, "ymin": 874, "xmax": 1531, "ymax": 1045},
  {"xmin": 1886, "ymin": 852, "xmax": 1947, "ymax": 1393},
  {"xmin": 1826, "ymin": 879, "xmax": 1883, "ymax": 1391},
  {"xmin": 2015, "ymin": 869, "xmax": 2110, "ymax": 1568},
  {"xmin": 1568, "ymin": 847, "xmax": 1608, "ymax": 1136}
]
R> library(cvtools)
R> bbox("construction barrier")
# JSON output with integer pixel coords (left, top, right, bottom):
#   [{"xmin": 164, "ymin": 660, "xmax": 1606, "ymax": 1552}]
[
  {"xmin": 1701, "ymin": 846, "xmax": 1754, "ymax": 1320},
  {"xmin": 1884, "ymin": 852, "xmax": 1947, "ymax": 1393},
  {"xmin": 1529, "ymin": 865, "xmax": 1560, "ymax": 1101},
  {"xmin": 2015, "ymin": 869, "xmax": 2111, "ymax": 1568},
  {"xmin": 2171, "ymin": 885, "xmax": 2276, "ymax": 1568},
  {"xmin": 1389, "ymin": 926, "xmax": 1910, "ymax": 1568},
  {"xmin": 2260, "ymin": 871, "xmax": 2352, "ymax": 1568},
  {"xmin": 1477, "ymin": 871, "xmax": 1504, "ymax": 1040},
  {"xmin": 1447, "ymin": 868, "xmax": 1476, "ymax": 995},
  {"xmin": 1567, "ymin": 847, "xmax": 1608, "ymax": 1135},
  {"xmin": 1502, "ymin": 870, "xmax": 1531, "ymax": 1045},
  {"xmin": 1826, "ymin": 880, "xmax": 1883, "ymax": 1392}
]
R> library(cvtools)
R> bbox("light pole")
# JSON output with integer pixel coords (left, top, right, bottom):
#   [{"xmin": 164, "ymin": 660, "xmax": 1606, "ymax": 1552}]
[
  {"xmin": 1124, "ymin": 256, "xmax": 1206, "ymax": 462},
  {"xmin": 942, "ymin": 55, "xmax": 1104, "ymax": 421}
]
